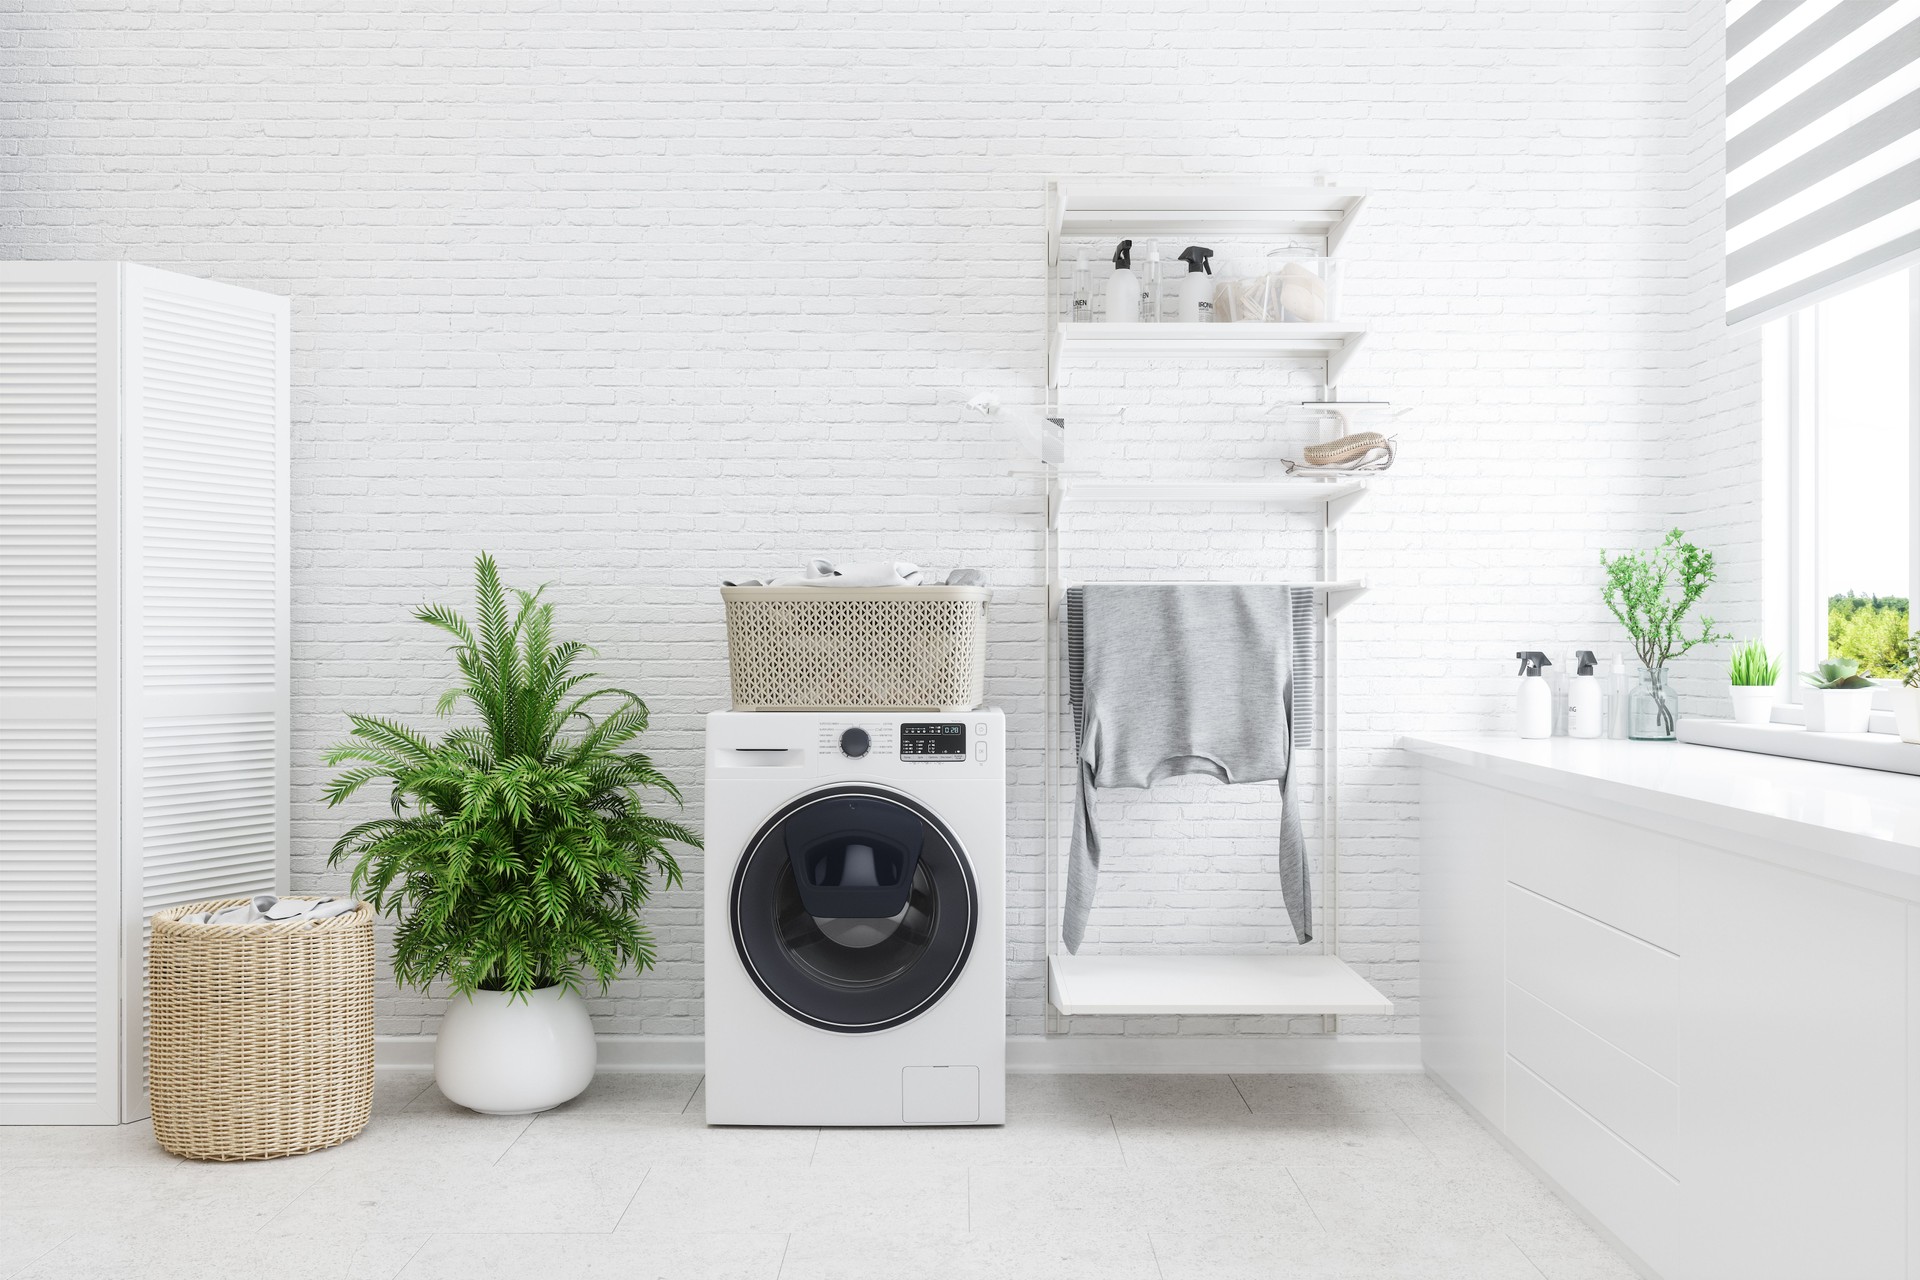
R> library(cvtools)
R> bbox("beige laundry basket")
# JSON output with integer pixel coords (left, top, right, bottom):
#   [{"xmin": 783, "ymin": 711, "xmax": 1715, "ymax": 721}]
[
  {"xmin": 147, "ymin": 897, "xmax": 374, "ymax": 1161},
  {"xmin": 722, "ymin": 585, "xmax": 988, "ymax": 711}
]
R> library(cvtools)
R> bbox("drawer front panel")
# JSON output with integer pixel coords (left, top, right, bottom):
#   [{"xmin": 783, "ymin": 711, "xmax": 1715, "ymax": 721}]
[
  {"xmin": 1507, "ymin": 982, "xmax": 1678, "ymax": 1174},
  {"xmin": 1507, "ymin": 1057, "xmax": 1679, "ymax": 1279},
  {"xmin": 1506, "ymin": 884, "xmax": 1678, "ymax": 1079},
  {"xmin": 1505, "ymin": 793, "xmax": 1681, "ymax": 952}
]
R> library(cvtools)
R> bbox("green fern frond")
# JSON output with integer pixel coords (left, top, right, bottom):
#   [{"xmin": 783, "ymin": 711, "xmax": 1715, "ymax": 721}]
[{"xmin": 322, "ymin": 552, "xmax": 699, "ymax": 998}]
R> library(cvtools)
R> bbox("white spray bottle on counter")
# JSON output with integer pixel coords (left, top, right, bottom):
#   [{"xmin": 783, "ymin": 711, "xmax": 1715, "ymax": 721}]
[
  {"xmin": 1566, "ymin": 650, "xmax": 1603, "ymax": 738},
  {"xmin": 1516, "ymin": 651, "xmax": 1552, "ymax": 739},
  {"xmin": 1104, "ymin": 239, "xmax": 1140, "ymax": 323}
]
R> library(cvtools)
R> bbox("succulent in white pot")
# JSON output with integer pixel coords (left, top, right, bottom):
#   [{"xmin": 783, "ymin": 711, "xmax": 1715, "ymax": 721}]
[
  {"xmin": 1801, "ymin": 657, "xmax": 1875, "ymax": 734},
  {"xmin": 1893, "ymin": 631, "xmax": 1920, "ymax": 745},
  {"xmin": 1726, "ymin": 639, "xmax": 1779, "ymax": 726},
  {"xmin": 326, "ymin": 554, "xmax": 697, "ymax": 1115}
]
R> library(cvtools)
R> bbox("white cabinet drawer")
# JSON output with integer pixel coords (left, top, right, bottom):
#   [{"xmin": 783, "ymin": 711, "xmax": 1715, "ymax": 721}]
[
  {"xmin": 1507, "ymin": 884, "xmax": 1678, "ymax": 1079},
  {"xmin": 1508, "ymin": 982, "xmax": 1677, "ymax": 1174},
  {"xmin": 1507, "ymin": 1057, "xmax": 1679, "ymax": 1279},
  {"xmin": 1506, "ymin": 793, "xmax": 1680, "ymax": 952}
]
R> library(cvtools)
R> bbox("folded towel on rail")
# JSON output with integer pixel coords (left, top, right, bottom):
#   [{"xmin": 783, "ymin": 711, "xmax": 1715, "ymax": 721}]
[
  {"xmin": 725, "ymin": 559, "xmax": 985, "ymax": 589},
  {"xmin": 1063, "ymin": 584, "xmax": 1317, "ymax": 953}
]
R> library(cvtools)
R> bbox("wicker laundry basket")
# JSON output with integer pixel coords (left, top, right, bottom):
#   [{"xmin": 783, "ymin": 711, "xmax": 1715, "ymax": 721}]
[
  {"xmin": 722, "ymin": 585, "xmax": 988, "ymax": 711},
  {"xmin": 147, "ymin": 897, "xmax": 374, "ymax": 1161}
]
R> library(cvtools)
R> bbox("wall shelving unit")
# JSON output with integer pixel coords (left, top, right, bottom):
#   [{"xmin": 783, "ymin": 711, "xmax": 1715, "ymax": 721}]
[{"xmin": 1039, "ymin": 179, "xmax": 1392, "ymax": 1028}]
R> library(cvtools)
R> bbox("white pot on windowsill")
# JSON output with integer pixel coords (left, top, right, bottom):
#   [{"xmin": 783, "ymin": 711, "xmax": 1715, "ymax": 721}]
[
  {"xmin": 1803, "ymin": 686, "xmax": 1875, "ymax": 734},
  {"xmin": 1728, "ymin": 685, "xmax": 1775, "ymax": 726},
  {"xmin": 1891, "ymin": 686, "xmax": 1920, "ymax": 744}
]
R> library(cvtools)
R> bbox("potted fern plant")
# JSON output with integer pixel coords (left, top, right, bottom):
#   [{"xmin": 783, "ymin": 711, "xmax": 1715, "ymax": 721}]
[
  {"xmin": 1601, "ymin": 529, "xmax": 1729, "ymax": 740},
  {"xmin": 1801, "ymin": 657, "xmax": 1875, "ymax": 734},
  {"xmin": 1727, "ymin": 639, "xmax": 1779, "ymax": 726},
  {"xmin": 326, "ymin": 554, "xmax": 695, "ymax": 1115}
]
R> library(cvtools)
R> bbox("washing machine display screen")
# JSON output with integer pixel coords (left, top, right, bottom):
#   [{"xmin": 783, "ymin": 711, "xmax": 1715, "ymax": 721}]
[{"xmin": 900, "ymin": 723, "xmax": 966, "ymax": 759}]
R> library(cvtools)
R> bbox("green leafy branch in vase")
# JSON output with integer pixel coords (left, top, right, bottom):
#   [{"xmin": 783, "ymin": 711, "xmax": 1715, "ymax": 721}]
[{"xmin": 1602, "ymin": 529, "xmax": 1730, "ymax": 736}]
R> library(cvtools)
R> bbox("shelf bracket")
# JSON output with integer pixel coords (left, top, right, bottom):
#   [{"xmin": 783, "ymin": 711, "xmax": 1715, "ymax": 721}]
[
  {"xmin": 1324, "ymin": 486, "xmax": 1369, "ymax": 528},
  {"xmin": 1326, "ymin": 329, "xmax": 1366, "ymax": 384}
]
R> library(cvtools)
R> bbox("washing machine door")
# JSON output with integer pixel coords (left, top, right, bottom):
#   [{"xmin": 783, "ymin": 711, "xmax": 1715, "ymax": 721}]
[{"xmin": 731, "ymin": 785, "xmax": 977, "ymax": 1033}]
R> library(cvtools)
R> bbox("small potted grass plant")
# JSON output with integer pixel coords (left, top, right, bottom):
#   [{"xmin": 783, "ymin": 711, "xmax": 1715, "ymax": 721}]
[
  {"xmin": 326, "ymin": 554, "xmax": 696, "ymax": 1115},
  {"xmin": 1895, "ymin": 632, "xmax": 1920, "ymax": 744},
  {"xmin": 1727, "ymin": 640, "xmax": 1779, "ymax": 726},
  {"xmin": 1801, "ymin": 657, "xmax": 1875, "ymax": 733}
]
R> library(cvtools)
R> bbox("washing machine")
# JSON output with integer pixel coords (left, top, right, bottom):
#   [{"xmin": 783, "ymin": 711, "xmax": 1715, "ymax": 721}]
[{"xmin": 703, "ymin": 708, "xmax": 1005, "ymax": 1126}]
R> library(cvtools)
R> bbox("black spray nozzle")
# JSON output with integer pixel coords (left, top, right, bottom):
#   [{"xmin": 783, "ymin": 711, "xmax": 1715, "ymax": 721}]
[
  {"xmin": 1575, "ymin": 650, "xmax": 1597, "ymax": 675},
  {"xmin": 1516, "ymin": 651, "xmax": 1552, "ymax": 676},
  {"xmin": 1112, "ymin": 239, "xmax": 1132, "ymax": 270},
  {"xmin": 1177, "ymin": 245, "xmax": 1214, "ymax": 274}
]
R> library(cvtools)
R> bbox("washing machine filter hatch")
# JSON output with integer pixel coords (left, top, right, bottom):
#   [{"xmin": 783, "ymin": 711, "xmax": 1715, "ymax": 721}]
[{"xmin": 732, "ymin": 786, "xmax": 977, "ymax": 1033}]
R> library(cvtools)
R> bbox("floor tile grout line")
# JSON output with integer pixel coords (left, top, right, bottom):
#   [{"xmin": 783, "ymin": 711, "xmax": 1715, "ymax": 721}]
[
  {"xmin": 1504, "ymin": 1231, "xmax": 1554, "ymax": 1279},
  {"xmin": 384, "ymin": 1231, "xmax": 436, "ymax": 1280},
  {"xmin": 1145, "ymin": 1229, "xmax": 1168, "ymax": 1280},
  {"xmin": 681, "ymin": 1075, "xmax": 703, "ymax": 1116},
  {"xmin": 1286, "ymin": 1166, "xmax": 1328, "ymax": 1234},
  {"xmin": 773, "ymin": 1230, "xmax": 793, "ymax": 1280},
  {"xmin": 491, "ymin": 1116, "xmax": 536, "ymax": 1167},
  {"xmin": 1227, "ymin": 1073, "xmax": 1254, "ymax": 1113},
  {"xmin": 610, "ymin": 1164, "xmax": 653, "ymax": 1233}
]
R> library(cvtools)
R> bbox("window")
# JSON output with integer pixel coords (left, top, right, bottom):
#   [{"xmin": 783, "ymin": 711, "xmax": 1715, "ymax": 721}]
[{"xmin": 1764, "ymin": 268, "xmax": 1919, "ymax": 719}]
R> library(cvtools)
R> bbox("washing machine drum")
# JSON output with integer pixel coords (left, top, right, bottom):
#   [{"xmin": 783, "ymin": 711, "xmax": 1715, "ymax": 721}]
[{"xmin": 731, "ymin": 786, "xmax": 977, "ymax": 1033}]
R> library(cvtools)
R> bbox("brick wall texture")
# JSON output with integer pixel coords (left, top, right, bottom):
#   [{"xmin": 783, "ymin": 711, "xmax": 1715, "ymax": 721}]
[{"xmin": 0, "ymin": 0, "xmax": 1759, "ymax": 1042}]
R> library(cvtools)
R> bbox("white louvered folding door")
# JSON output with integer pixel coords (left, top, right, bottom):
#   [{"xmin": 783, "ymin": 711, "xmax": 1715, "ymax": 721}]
[{"xmin": 0, "ymin": 262, "xmax": 288, "ymax": 1125}]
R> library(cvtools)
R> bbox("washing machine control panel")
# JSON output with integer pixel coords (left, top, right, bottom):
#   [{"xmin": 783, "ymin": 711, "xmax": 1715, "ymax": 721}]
[{"xmin": 899, "ymin": 722, "xmax": 967, "ymax": 760}]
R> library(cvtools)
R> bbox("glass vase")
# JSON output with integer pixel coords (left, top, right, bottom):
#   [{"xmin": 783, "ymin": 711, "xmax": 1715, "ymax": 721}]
[{"xmin": 1629, "ymin": 666, "xmax": 1676, "ymax": 741}]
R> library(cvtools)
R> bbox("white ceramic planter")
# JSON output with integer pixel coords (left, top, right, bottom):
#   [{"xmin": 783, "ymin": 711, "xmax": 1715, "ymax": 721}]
[
  {"xmin": 1802, "ymin": 686, "xmax": 1875, "ymax": 734},
  {"xmin": 1892, "ymin": 686, "xmax": 1920, "ymax": 744},
  {"xmin": 434, "ymin": 986, "xmax": 596, "ymax": 1115},
  {"xmin": 1728, "ymin": 684, "xmax": 1775, "ymax": 726}
]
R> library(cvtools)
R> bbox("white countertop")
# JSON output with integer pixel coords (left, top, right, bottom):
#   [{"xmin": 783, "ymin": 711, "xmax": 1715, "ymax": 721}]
[{"xmin": 1398, "ymin": 733, "xmax": 1920, "ymax": 901}]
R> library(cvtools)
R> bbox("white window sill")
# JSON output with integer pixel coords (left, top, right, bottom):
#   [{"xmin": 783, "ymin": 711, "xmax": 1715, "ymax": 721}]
[{"xmin": 1674, "ymin": 717, "xmax": 1920, "ymax": 777}]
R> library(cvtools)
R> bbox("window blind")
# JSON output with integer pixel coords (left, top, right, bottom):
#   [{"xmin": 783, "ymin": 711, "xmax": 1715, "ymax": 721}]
[{"xmin": 1725, "ymin": 0, "xmax": 1920, "ymax": 326}]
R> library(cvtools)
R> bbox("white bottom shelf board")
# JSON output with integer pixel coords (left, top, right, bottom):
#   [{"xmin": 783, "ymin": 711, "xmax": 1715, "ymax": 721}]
[{"xmin": 1048, "ymin": 953, "xmax": 1393, "ymax": 1016}]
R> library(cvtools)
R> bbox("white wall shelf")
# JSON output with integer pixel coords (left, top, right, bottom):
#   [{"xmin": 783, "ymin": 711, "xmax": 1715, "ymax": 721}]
[
  {"xmin": 1038, "ymin": 177, "xmax": 1390, "ymax": 1026},
  {"xmin": 1050, "ymin": 474, "xmax": 1371, "ymax": 526},
  {"xmin": 1048, "ymin": 953, "xmax": 1394, "ymax": 1017},
  {"xmin": 1051, "ymin": 322, "xmax": 1367, "ymax": 388},
  {"xmin": 1048, "ymin": 182, "xmax": 1369, "ymax": 265}
]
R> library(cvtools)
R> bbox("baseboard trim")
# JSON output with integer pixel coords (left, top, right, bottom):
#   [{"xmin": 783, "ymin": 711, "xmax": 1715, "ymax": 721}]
[{"xmin": 376, "ymin": 1032, "xmax": 1419, "ymax": 1074}]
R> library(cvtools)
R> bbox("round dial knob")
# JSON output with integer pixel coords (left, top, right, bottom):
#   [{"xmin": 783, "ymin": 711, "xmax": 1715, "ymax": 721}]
[{"xmin": 839, "ymin": 727, "xmax": 870, "ymax": 758}]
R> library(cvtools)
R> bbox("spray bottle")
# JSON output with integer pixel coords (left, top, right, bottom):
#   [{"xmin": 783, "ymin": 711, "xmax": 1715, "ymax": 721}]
[
  {"xmin": 1516, "ymin": 651, "xmax": 1552, "ymax": 739},
  {"xmin": 1104, "ymin": 240, "xmax": 1140, "ymax": 323},
  {"xmin": 1071, "ymin": 250, "xmax": 1090, "ymax": 323},
  {"xmin": 1176, "ymin": 246, "xmax": 1215, "ymax": 322},
  {"xmin": 1567, "ymin": 650, "xmax": 1603, "ymax": 738}
]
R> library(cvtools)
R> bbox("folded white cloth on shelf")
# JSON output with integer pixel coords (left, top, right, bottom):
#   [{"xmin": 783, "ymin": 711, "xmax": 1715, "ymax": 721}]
[
  {"xmin": 725, "ymin": 559, "xmax": 985, "ymax": 589},
  {"xmin": 181, "ymin": 895, "xmax": 359, "ymax": 928}
]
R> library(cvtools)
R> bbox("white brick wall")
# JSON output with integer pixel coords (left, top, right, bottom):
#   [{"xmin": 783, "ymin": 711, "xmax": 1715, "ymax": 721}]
[{"xmin": 0, "ymin": 1, "xmax": 1758, "ymax": 1042}]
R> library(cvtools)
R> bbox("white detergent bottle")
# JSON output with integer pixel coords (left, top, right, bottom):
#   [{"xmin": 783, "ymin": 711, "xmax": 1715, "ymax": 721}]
[
  {"xmin": 1567, "ymin": 650, "xmax": 1603, "ymax": 738},
  {"xmin": 1104, "ymin": 239, "xmax": 1140, "ymax": 323},
  {"xmin": 1516, "ymin": 651, "xmax": 1552, "ymax": 739}
]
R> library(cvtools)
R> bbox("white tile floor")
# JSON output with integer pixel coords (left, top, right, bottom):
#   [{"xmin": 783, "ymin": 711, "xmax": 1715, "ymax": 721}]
[{"xmin": 0, "ymin": 1072, "xmax": 1640, "ymax": 1280}]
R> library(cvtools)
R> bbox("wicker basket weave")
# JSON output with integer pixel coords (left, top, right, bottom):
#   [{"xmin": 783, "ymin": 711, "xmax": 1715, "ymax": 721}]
[
  {"xmin": 147, "ymin": 897, "xmax": 374, "ymax": 1161},
  {"xmin": 721, "ymin": 585, "xmax": 988, "ymax": 711}
]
